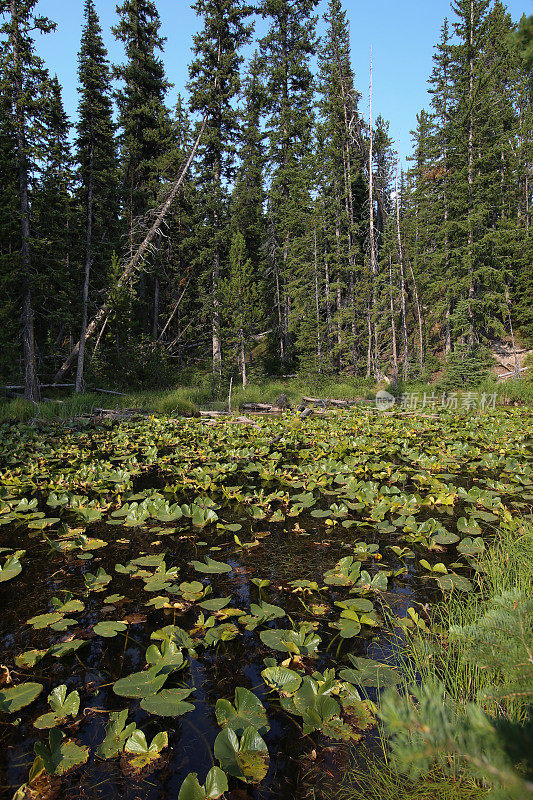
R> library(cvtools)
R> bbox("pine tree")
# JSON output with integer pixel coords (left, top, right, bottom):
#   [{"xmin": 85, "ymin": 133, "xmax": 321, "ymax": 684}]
[
  {"xmin": 74, "ymin": 0, "xmax": 118, "ymax": 392},
  {"xmin": 0, "ymin": 0, "xmax": 56, "ymax": 399},
  {"xmin": 317, "ymin": 0, "xmax": 365, "ymax": 373},
  {"xmin": 32, "ymin": 75, "xmax": 75, "ymax": 363},
  {"xmin": 222, "ymin": 231, "xmax": 261, "ymax": 387},
  {"xmin": 231, "ymin": 52, "xmax": 266, "ymax": 279},
  {"xmin": 113, "ymin": 0, "xmax": 172, "ymax": 349},
  {"xmin": 187, "ymin": 0, "xmax": 252, "ymax": 382},
  {"xmin": 260, "ymin": 0, "xmax": 319, "ymax": 367}
]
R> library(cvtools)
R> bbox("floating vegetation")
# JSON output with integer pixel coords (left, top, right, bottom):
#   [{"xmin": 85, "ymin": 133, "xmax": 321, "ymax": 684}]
[{"xmin": 0, "ymin": 408, "xmax": 531, "ymax": 798}]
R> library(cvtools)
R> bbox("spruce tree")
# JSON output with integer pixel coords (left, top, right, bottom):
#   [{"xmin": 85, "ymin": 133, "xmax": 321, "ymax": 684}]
[
  {"xmin": 0, "ymin": 0, "xmax": 56, "ymax": 399},
  {"xmin": 187, "ymin": 0, "xmax": 252, "ymax": 382},
  {"xmin": 32, "ymin": 75, "xmax": 75, "ymax": 361},
  {"xmin": 75, "ymin": 0, "xmax": 118, "ymax": 392},
  {"xmin": 317, "ymin": 0, "xmax": 365, "ymax": 373},
  {"xmin": 260, "ymin": 0, "xmax": 319, "ymax": 367}
]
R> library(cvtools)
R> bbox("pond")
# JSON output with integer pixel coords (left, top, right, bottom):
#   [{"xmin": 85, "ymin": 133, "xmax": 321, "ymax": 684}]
[{"xmin": 0, "ymin": 408, "xmax": 532, "ymax": 800}]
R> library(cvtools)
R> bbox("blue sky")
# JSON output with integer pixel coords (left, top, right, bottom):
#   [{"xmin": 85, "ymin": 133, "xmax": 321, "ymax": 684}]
[{"xmin": 34, "ymin": 0, "xmax": 533, "ymax": 163}]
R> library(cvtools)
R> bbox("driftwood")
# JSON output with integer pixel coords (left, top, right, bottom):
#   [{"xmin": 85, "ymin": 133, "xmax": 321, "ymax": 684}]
[
  {"xmin": 53, "ymin": 115, "xmax": 208, "ymax": 385},
  {"xmin": 241, "ymin": 402, "xmax": 284, "ymax": 413},
  {"xmin": 498, "ymin": 367, "xmax": 528, "ymax": 380}
]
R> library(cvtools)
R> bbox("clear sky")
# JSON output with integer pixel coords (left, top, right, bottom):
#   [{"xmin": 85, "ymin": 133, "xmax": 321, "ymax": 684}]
[{"xmin": 34, "ymin": 0, "xmax": 533, "ymax": 164}]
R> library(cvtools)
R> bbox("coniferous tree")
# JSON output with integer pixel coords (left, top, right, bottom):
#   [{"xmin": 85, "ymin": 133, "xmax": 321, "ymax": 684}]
[
  {"xmin": 317, "ymin": 0, "xmax": 365, "ymax": 373},
  {"xmin": 74, "ymin": 0, "xmax": 118, "ymax": 392},
  {"xmin": 260, "ymin": 0, "xmax": 319, "ymax": 367},
  {"xmin": 32, "ymin": 75, "xmax": 74, "ymax": 364},
  {"xmin": 187, "ymin": 0, "xmax": 252, "ymax": 382},
  {"xmin": 0, "ymin": 0, "xmax": 56, "ymax": 399}
]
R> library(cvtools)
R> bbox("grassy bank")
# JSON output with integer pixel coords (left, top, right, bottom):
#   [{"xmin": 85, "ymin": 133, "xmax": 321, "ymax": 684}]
[
  {"xmin": 1, "ymin": 370, "xmax": 532, "ymax": 423},
  {"xmin": 0, "ymin": 375, "xmax": 375, "ymax": 423},
  {"xmin": 333, "ymin": 518, "xmax": 533, "ymax": 800}
]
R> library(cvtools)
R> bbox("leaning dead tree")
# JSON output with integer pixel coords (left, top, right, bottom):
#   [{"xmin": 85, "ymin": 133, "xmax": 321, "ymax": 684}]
[{"xmin": 53, "ymin": 115, "xmax": 207, "ymax": 385}]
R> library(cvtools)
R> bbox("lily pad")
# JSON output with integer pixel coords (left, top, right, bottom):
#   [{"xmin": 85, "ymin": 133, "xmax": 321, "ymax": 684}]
[
  {"xmin": 0, "ymin": 682, "xmax": 43, "ymax": 713},
  {"xmin": 215, "ymin": 687, "xmax": 269, "ymax": 735},
  {"xmin": 140, "ymin": 688, "xmax": 195, "ymax": 717},
  {"xmin": 214, "ymin": 726, "xmax": 269, "ymax": 783}
]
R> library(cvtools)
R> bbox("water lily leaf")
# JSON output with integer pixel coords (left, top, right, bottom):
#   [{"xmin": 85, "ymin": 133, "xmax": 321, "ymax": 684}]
[
  {"xmin": 96, "ymin": 709, "xmax": 136, "ymax": 759},
  {"xmin": 34, "ymin": 685, "xmax": 80, "ymax": 729},
  {"xmin": 436, "ymin": 573, "xmax": 474, "ymax": 593},
  {"xmin": 124, "ymin": 729, "xmax": 168, "ymax": 771},
  {"xmin": 104, "ymin": 594, "xmax": 126, "ymax": 604},
  {"xmin": 49, "ymin": 640, "xmax": 86, "ymax": 659},
  {"xmin": 51, "ymin": 597, "xmax": 85, "ymax": 614},
  {"xmin": 15, "ymin": 649, "xmax": 49, "ymax": 668},
  {"xmin": 0, "ymin": 553, "xmax": 23, "ymax": 582},
  {"xmin": 93, "ymin": 620, "xmax": 128, "ymax": 638},
  {"xmin": 84, "ymin": 567, "xmax": 112, "ymax": 591},
  {"xmin": 140, "ymin": 688, "xmax": 195, "ymax": 717},
  {"xmin": 215, "ymin": 687, "xmax": 269, "ymax": 735},
  {"xmin": 260, "ymin": 623, "xmax": 321, "ymax": 657},
  {"xmin": 457, "ymin": 537, "xmax": 486, "ymax": 556},
  {"xmin": 261, "ymin": 666, "xmax": 302, "ymax": 695},
  {"xmin": 113, "ymin": 667, "xmax": 168, "ymax": 699},
  {"xmin": 457, "ymin": 517, "xmax": 482, "ymax": 536},
  {"xmin": 198, "ymin": 596, "xmax": 231, "ymax": 611},
  {"xmin": 214, "ymin": 726, "xmax": 269, "ymax": 783},
  {"xmin": 27, "ymin": 612, "xmax": 64, "ymax": 630},
  {"xmin": 433, "ymin": 530, "xmax": 460, "ymax": 545},
  {"xmin": 189, "ymin": 557, "xmax": 232, "ymax": 574},
  {"xmin": 178, "ymin": 767, "xmax": 229, "ymax": 800},
  {"xmin": 151, "ymin": 625, "xmax": 196, "ymax": 650},
  {"xmin": 34, "ymin": 730, "xmax": 89, "ymax": 775},
  {"xmin": 0, "ymin": 682, "xmax": 43, "ymax": 713},
  {"xmin": 339, "ymin": 656, "xmax": 401, "ymax": 688}
]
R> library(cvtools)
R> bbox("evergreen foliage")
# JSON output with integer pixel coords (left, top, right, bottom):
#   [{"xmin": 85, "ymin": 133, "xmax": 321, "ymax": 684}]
[{"xmin": 0, "ymin": 0, "xmax": 531, "ymax": 389}]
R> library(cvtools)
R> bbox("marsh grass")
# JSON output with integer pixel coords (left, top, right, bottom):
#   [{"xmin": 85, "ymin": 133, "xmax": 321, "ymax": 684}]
[
  {"xmin": 0, "ymin": 375, "xmax": 373, "ymax": 422},
  {"xmin": 335, "ymin": 757, "xmax": 487, "ymax": 800}
]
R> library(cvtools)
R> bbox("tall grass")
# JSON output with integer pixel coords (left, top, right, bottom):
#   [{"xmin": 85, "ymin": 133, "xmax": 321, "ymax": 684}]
[{"xmin": 0, "ymin": 375, "xmax": 373, "ymax": 423}]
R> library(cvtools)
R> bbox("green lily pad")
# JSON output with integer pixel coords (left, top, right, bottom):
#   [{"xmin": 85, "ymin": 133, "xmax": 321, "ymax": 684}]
[
  {"xmin": 93, "ymin": 620, "xmax": 128, "ymax": 638},
  {"xmin": 113, "ymin": 668, "xmax": 168, "ymax": 698},
  {"xmin": 0, "ymin": 682, "xmax": 43, "ymax": 713},
  {"xmin": 189, "ymin": 557, "xmax": 232, "ymax": 574},
  {"xmin": 214, "ymin": 726, "xmax": 269, "ymax": 783},
  {"xmin": 215, "ymin": 687, "xmax": 269, "ymax": 735},
  {"xmin": 140, "ymin": 688, "xmax": 195, "ymax": 717}
]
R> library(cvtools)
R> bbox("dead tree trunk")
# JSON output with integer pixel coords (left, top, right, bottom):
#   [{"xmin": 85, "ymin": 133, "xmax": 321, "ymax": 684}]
[
  {"xmin": 389, "ymin": 254, "xmax": 398, "ymax": 379},
  {"xmin": 53, "ymin": 115, "xmax": 207, "ymax": 384},
  {"xmin": 395, "ymin": 157, "xmax": 408, "ymax": 379}
]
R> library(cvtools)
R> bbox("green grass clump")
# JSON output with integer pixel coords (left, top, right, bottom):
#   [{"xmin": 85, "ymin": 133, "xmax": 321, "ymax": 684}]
[{"xmin": 335, "ymin": 756, "xmax": 486, "ymax": 800}]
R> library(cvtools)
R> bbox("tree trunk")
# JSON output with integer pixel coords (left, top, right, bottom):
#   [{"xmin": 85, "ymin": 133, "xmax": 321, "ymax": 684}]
[
  {"xmin": 240, "ymin": 329, "xmax": 246, "ymax": 388},
  {"xmin": 389, "ymin": 254, "xmax": 398, "ymax": 379},
  {"xmin": 407, "ymin": 253, "xmax": 424, "ymax": 371},
  {"xmin": 11, "ymin": 0, "xmax": 39, "ymax": 402},
  {"xmin": 53, "ymin": 114, "xmax": 207, "ymax": 384},
  {"xmin": 152, "ymin": 276, "xmax": 159, "ymax": 341},
  {"xmin": 368, "ymin": 49, "xmax": 379, "ymax": 377},
  {"xmin": 395, "ymin": 157, "xmax": 408, "ymax": 379},
  {"xmin": 467, "ymin": 0, "xmax": 475, "ymax": 345},
  {"xmin": 75, "ymin": 142, "xmax": 94, "ymax": 393},
  {"xmin": 314, "ymin": 225, "xmax": 322, "ymax": 373}
]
